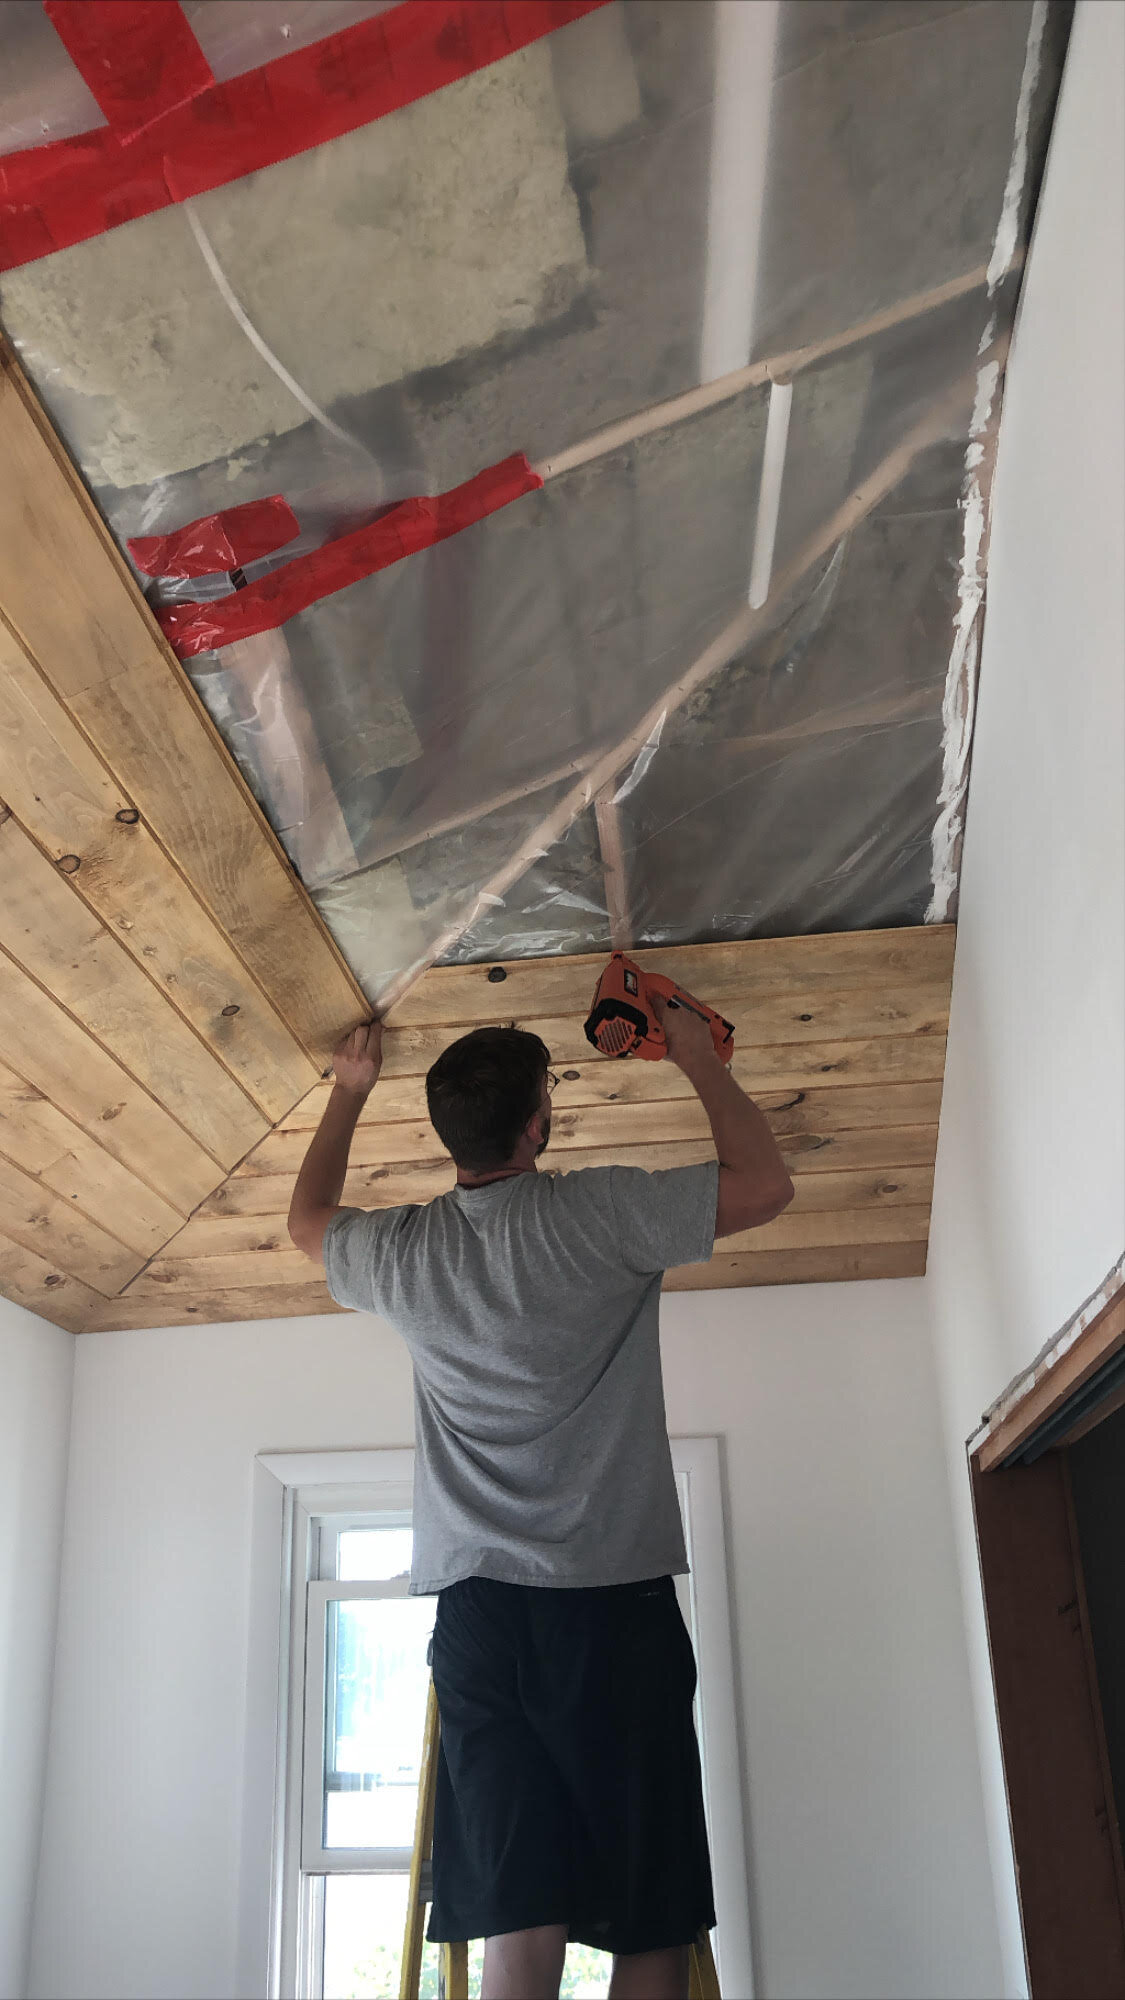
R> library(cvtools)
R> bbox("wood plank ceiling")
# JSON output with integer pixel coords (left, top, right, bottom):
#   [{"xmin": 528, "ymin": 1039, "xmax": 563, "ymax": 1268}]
[{"xmin": 0, "ymin": 339, "xmax": 954, "ymax": 1333}]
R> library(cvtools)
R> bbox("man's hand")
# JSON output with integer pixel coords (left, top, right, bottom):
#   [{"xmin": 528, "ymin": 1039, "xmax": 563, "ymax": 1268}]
[
  {"xmin": 289, "ymin": 1021, "xmax": 383, "ymax": 1262},
  {"xmin": 332, "ymin": 1020, "xmax": 383, "ymax": 1099},
  {"xmin": 650, "ymin": 991, "xmax": 718, "ymax": 1075}
]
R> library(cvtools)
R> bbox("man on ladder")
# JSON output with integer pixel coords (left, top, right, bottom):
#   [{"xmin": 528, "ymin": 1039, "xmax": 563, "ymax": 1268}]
[{"xmin": 290, "ymin": 989, "xmax": 793, "ymax": 1999}]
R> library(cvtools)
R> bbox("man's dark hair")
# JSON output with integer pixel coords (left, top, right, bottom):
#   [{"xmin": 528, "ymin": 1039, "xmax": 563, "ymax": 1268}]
[{"xmin": 425, "ymin": 1026, "xmax": 550, "ymax": 1172}]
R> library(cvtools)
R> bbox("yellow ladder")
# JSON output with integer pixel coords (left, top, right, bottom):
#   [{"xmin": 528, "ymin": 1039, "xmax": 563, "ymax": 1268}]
[{"xmin": 400, "ymin": 1679, "xmax": 721, "ymax": 2000}]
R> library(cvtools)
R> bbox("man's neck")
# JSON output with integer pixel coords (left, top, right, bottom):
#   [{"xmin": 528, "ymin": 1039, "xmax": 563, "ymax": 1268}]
[{"xmin": 455, "ymin": 1160, "xmax": 538, "ymax": 1188}]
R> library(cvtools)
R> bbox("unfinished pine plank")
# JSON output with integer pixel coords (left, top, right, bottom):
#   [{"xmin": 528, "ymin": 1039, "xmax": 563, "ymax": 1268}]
[
  {"xmin": 386, "ymin": 929, "xmax": 955, "ymax": 1030},
  {"xmin": 717, "ymin": 1204, "xmax": 931, "ymax": 1256},
  {"xmin": 281, "ymin": 1032, "xmax": 948, "ymax": 1130},
  {"xmin": 372, "ymin": 982, "xmax": 949, "ymax": 1072},
  {"xmin": 126, "ymin": 1246, "xmax": 320, "ymax": 1297},
  {"xmin": 0, "ymin": 815, "xmax": 268, "ymax": 1165},
  {"xmin": 0, "ymin": 1059, "xmax": 184, "ymax": 1255},
  {"xmin": 86, "ymin": 1246, "xmax": 933, "ymax": 1324},
  {"xmin": 0, "ymin": 1149, "xmax": 143, "ymax": 1292},
  {"xmin": 85, "ymin": 1281, "xmax": 342, "ymax": 1333},
  {"xmin": 116, "ymin": 1212, "xmax": 932, "ymax": 1311},
  {"xmin": 247, "ymin": 1079, "xmax": 943, "ymax": 1178},
  {"xmin": 71, "ymin": 661, "xmax": 363, "ymax": 1064},
  {"xmin": 0, "ymin": 1226, "xmax": 109, "ymax": 1332},
  {"xmin": 663, "ymin": 1241, "xmax": 928, "ymax": 1291},
  {"xmin": 0, "ymin": 357, "xmax": 154, "ymax": 699},
  {"xmin": 0, "ymin": 347, "xmax": 365, "ymax": 1061},
  {"xmin": 0, "ymin": 948, "xmax": 220, "ymax": 1214},
  {"xmin": 201, "ymin": 1125, "xmax": 941, "ymax": 1219},
  {"xmin": 163, "ymin": 1164, "xmax": 936, "ymax": 1262},
  {"xmin": 0, "ymin": 618, "xmax": 319, "ymax": 1117}
]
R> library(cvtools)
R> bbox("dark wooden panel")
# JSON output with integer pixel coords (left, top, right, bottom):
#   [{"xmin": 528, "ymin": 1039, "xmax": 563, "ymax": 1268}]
[{"xmin": 972, "ymin": 1452, "xmax": 1125, "ymax": 1997}]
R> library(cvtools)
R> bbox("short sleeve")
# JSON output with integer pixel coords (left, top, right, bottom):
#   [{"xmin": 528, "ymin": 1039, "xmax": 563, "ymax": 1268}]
[
  {"xmin": 323, "ymin": 1204, "xmax": 415, "ymax": 1313},
  {"xmin": 607, "ymin": 1161, "xmax": 719, "ymax": 1276}
]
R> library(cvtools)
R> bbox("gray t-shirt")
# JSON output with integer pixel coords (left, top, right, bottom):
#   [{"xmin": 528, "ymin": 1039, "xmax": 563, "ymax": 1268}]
[{"xmin": 323, "ymin": 1160, "xmax": 718, "ymax": 1594}]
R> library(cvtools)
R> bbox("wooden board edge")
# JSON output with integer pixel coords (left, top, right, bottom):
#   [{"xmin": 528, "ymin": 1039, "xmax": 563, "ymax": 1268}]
[
  {"xmin": 977, "ymin": 1288, "xmax": 1125, "ymax": 1472},
  {"xmin": 663, "ymin": 1239, "xmax": 929, "ymax": 1290},
  {"xmin": 82, "ymin": 1281, "xmax": 342, "ymax": 1334}
]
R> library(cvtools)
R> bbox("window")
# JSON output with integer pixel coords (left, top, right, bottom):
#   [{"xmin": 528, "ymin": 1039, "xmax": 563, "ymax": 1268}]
[{"xmin": 249, "ymin": 1443, "xmax": 752, "ymax": 1999}]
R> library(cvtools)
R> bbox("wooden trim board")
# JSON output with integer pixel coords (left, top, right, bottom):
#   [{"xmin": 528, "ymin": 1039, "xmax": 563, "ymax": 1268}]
[{"xmin": 978, "ymin": 1288, "xmax": 1125, "ymax": 1472}]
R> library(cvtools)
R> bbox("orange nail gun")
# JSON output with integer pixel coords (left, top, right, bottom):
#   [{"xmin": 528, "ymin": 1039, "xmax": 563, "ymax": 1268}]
[{"xmin": 584, "ymin": 952, "xmax": 735, "ymax": 1063}]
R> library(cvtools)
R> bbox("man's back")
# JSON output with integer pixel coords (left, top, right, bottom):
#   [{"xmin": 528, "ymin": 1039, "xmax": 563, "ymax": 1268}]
[{"xmin": 324, "ymin": 1161, "xmax": 719, "ymax": 1593}]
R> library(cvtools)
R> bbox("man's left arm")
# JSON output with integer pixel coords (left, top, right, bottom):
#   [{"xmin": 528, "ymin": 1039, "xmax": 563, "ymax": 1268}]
[{"xmin": 288, "ymin": 1021, "xmax": 382, "ymax": 1263}]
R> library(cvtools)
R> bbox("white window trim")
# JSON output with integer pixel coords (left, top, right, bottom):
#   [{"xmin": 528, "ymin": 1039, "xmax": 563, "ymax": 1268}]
[{"xmin": 239, "ymin": 1440, "xmax": 753, "ymax": 2000}]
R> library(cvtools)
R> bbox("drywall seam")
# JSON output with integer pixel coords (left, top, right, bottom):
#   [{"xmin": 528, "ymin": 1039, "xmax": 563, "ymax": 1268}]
[
  {"xmin": 972, "ymin": 1248, "xmax": 1125, "ymax": 1444},
  {"xmin": 925, "ymin": 360, "xmax": 996, "ymax": 923},
  {"xmin": 927, "ymin": 0, "xmax": 1048, "ymax": 921},
  {"xmin": 987, "ymin": 0, "xmax": 1049, "ymax": 292}
]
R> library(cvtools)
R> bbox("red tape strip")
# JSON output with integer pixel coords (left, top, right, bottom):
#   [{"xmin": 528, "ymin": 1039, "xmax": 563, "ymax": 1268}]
[
  {"xmin": 0, "ymin": 0, "xmax": 610, "ymax": 272},
  {"xmin": 44, "ymin": 1, "xmax": 215, "ymax": 141},
  {"xmin": 157, "ymin": 453, "xmax": 543, "ymax": 659},
  {"xmin": 128, "ymin": 495, "xmax": 300, "ymax": 578}
]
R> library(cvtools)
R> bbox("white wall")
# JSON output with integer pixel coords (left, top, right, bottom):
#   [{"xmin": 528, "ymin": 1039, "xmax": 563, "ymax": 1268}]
[
  {"xmin": 0, "ymin": 1301, "xmax": 74, "ymax": 2000},
  {"xmin": 926, "ymin": 3, "xmax": 1125, "ymax": 1991},
  {"xmin": 29, "ymin": 1280, "xmax": 999, "ymax": 2000}
]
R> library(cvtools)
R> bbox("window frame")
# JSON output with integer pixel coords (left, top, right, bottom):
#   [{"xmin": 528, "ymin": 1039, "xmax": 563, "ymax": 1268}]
[{"xmin": 244, "ymin": 1439, "xmax": 753, "ymax": 2000}]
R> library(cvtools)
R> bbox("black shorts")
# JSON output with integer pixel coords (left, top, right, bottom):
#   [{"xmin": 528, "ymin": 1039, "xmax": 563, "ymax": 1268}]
[{"xmin": 426, "ymin": 1573, "xmax": 716, "ymax": 1958}]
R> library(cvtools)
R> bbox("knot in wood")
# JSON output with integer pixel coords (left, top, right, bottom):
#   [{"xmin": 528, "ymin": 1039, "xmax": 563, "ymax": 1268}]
[{"xmin": 57, "ymin": 854, "xmax": 81, "ymax": 874}]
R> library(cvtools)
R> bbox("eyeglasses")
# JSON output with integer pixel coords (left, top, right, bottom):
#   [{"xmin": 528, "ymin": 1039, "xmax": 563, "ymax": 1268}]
[{"xmin": 546, "ymin": 1070, "xmax": 560, "ymax": 1094}]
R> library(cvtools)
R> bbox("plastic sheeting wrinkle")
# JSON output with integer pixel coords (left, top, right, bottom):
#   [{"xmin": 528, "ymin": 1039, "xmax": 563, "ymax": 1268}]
[{"xmin": 182, "ymin": 199, "xmax": 374, "ymax": 465}]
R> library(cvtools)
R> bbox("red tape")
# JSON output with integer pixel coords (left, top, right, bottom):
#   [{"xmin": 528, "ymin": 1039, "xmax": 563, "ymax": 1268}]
[
  {"xmin": 157, "ymin": 453, "xmax": 543, "ymax": 659},
  {"xmin": 44, "ymin": 2, "xmax": 215, "ymax": 141},
  {"xmin": 0, "ymin": 0, "xmax": 611, "ymax": 272},
  {"xmin": 128, "ymin": 495, "xmax": 300, "ymax": 578}
]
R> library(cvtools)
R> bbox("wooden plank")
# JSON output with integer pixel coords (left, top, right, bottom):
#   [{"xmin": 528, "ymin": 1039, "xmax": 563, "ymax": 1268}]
[
  {"xmin": 385, "ymin": 928, "xmax": 956, "ymax": 1029},
  {"xmin": 280, "ymin": 1034, "xmax": 948, "ymax": 1130},
  {"xmin": 979, "ymin": 1289, "xmax": 1125, "ymax": 1472},
  {"xmin": 0, "ymin": 347, "xmax": 366, "ymax": 1061},
  {"xmin": 71, "ymin": 661, "xmax": 364, "ymax": 1064},
  {"xmin": 0, "ymin": 948, "xmax": 220, "ymax": 1214},
  {"xmin": 0, "ymin": 815, "xmax": 268, "ymax": 1165},
  {"xmin": 244, "ymin": 1080, "xmax": 942, "ymax": 1179},
  {"xmin": 126, "ymin": 1246, "xmax": 320, "ymax": 1296},
  {"xmin": 0, "ymin": 1059, "xmax": 184, "ymax": 1255},
  {"xmin": 86, "ymin": 1242, "xmax": 933, "ymax": 1323},
  {"xmin": 100, "ymin": 1237, "xmax": 932, "ymax": 1321},
  {"xmin": 663, "ymin": 1241, "xmax": 928, "ymax": 1290},
  {"xmin": 0, "ymin": 1226, "xmax": 108, "ymax": 1333},
  {"xmin": 372, "ymin": 986, "xmax": 949, "ymax": 1073},
  {"xmin": 84, "ymin": 1281, "xmax": 342, "ymax": 1333},
  {"xmin": 127, "ymin": 1211, "xmax": 930, "ymax": 1301},
  {"xmin": 0, "ymin": 1149, "xmax": 143, "ymax": 1292},
  {"xmin": 0, "ymin": 356, "xmax": 154, "ymax": 700},
  {"xmin": 716, "ymin": 1204, "xmax": 931, "ymax": 1256},
  {"xmin": 172, "ymin": 1165, "xmax": 935, "ymax": 1260},
  {"xmin": 225, "ymin": 1124, "xmax": 939, "ymax": 1205},
  {"xmin": 0, "ymin": 617, "xmax": 319, "ymax": 1117}
]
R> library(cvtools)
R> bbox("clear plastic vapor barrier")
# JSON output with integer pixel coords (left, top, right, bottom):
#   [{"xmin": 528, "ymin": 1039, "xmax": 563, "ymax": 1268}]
[{"xmin": 0, "ymin": 0, "xmax": 1070, "ymax": 1004}]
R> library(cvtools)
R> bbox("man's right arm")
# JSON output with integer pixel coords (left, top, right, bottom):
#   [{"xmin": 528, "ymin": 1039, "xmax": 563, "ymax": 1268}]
[{"xmin": 653, "ymin": 994, "xmax": 795, "ymax": 1238}]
